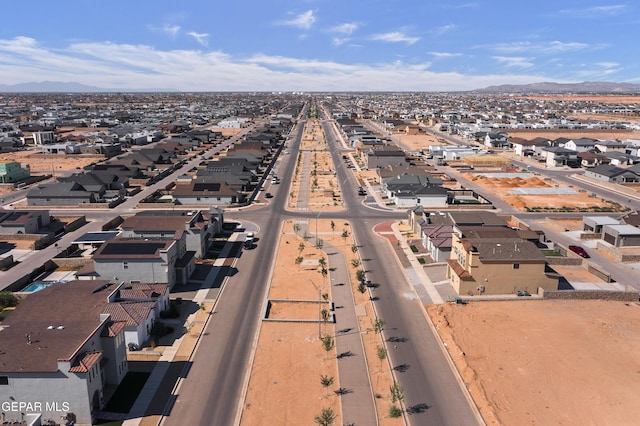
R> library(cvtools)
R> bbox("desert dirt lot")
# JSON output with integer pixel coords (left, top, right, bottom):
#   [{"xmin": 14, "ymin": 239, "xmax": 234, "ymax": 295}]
[
  {"xmin": 240, "ymin": 219, "xmax": 400, "ymax": 426},
  {"xmin": 428, "ymin": 300, "xmax": 640, "ymax": 426},
  {"xmin": 0, "ymin": 150, "xmax": 105, "ymax": 196},
  {"xmin": 470, "ymin": 174, "xmax": 627, "ymax": 212}
]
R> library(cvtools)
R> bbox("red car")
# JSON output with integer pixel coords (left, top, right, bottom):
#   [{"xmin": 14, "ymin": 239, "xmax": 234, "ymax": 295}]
[{"xmin": 568, "ymin": 245, "xmax": 590, "ymax": 258}]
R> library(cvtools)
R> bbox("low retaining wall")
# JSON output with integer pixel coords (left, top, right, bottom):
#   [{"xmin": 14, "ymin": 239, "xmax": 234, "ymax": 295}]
[
  {"xmin": 596, "ymin": 241, "xmax": 640, "ymax": 263},
  {"xmin": 541, "ymin": 288, "xmax": 639, "ymax": 302}
]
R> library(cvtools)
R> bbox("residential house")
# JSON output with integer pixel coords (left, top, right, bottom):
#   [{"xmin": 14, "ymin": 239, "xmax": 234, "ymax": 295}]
[
  {"xmin": 597, "ymin": 151, "xmax": 638, "ymax": 166},
  {"xmin": 0, "ymin": 280, "xmax": 128, "ymax": 425},
  {"xmin": 583, "ymin": 216, "xmax": 621, "ymax": 234},
  {"xmin": 364, "ymin": 147, "xmax": 407, "ymax": 169},
  {"xmin": 27, "ymin": 181, "xmax": 101, "ymax": 206},
  {"xmin": 119, "ymin": 209, "xmax": 223, "ymax": 258},
  {"xmin": 564, "ymin": 138, "xmax": 597, "ymax": 152},
  {"xmin": 594, "ymin": 140, "xmax": 628, "ymax": 153},
  {"xmin": 0, "ymin": 210, "xmax": 50, "ymax": 234},
  {"xmin": 510, "ymin": 137, "xmax": 550, "ymax": 157},
  {"xmin": 583, "ymin": 164, "xmax": 640, "ymax": 183},
  {"xmin": 446, "ymin": 231, "xmax": 558, "ymax": 296},
  {"xmin": 0, "ymin": 160, "xmax": 30, "ymax": 183},
  {"xmin": 421, "ymin": 224, "xmax": 454, "ymax": 262},
  {"xmin": 601, "ymin": 224, "xmax": 640, "ymax": 247},
  {"xmin": 542, "ymin": 146, "xmax": 579, "ymax": 168},
  {"xmin": 82, "ymin": 237, "xmax": 195, "ymax": 287},
  {"xmin": 391, "ymin": 184, "xmax": 449, "ymax": 207},
  {"xmin": 577, "ymin": 152, "xmax": 610, "ymax": 168},
  {"xmin": 171, "ymin": 180, "xmax": 246, "ymax": 206},
  {"xmin": 619, "ymin": 210, "xmax": 640, "ymax": 228},
  {"xmin": 484, "ymin": 131, "xmax": 509, "ymax": 149}
]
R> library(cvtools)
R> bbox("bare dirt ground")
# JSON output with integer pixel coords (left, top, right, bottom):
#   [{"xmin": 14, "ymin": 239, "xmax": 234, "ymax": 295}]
[
  {"xmin": 427, "ymin": 300, "xmax": 640, "ymax": 426},
  {"xmin": 287, "ymin": 119, "xmax": 344, "ymax": 212},
  {"xmin": 506, "ymin": 130, "xmax": 640, "ymax": 141},
  {"xmin": 240, "ymin": 227, "xmax": 398, "ymax": 423},
  {"xmin": 470, "ymin": 174, "xmax": 626, "ymax": 212},
  {"xmin": 208, "ymin": 127, "xmax": 244, "ymax": 137},
  {"xmin": 1, "ymin": 149, "xmax": 103, "ymax": 172},
  {"xmin": 0, "ymin": 150, "xmax": 105, "ymax": 195},
  {"xmin": 394, "ymin": 133, "xmax": 445, "ymax": 151}
]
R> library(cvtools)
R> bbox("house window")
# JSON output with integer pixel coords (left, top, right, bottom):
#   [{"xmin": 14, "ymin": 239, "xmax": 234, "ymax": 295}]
[
  {"xmin": 0, "ymin": 376, "xmax": 8, "ymax": 385},
  {"xmin": 123, "ymin": 261, "xmax": 128, "ymax": 269},
  {"xmin": 513, "ymin": 263, "xmax": 520, "ymax": 270}
]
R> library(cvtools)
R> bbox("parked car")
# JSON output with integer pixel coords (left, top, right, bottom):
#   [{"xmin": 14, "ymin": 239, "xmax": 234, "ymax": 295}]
[
  {"xmin": 358, "ymin": 187, "xmax": 366, "ymax": 196},
  {"xmin": 568, "ymin": 245, "xmax": 590, "ymax": 258},
  {"xmin": 265, "ymin": 192, "xmax": 273, "ymax": 198}
]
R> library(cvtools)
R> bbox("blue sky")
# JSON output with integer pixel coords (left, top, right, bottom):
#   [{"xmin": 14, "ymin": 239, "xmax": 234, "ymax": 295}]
[{"xmin": 0, "ymin": 1, "xmax": 637, "ymax": 91}]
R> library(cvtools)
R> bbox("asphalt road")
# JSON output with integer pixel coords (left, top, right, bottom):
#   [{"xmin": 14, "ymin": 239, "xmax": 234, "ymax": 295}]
[
  {"xmin": 164, "ymin": 108, "xmax": 481, "ymax": 425},
  {"xmin": 163, "ymin": 117, "xmax": 308, "ymax": 426}
]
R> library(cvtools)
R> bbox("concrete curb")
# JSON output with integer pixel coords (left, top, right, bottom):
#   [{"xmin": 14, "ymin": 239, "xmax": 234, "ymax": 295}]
[{"xmin": 374, "ymin": 221, "xmax": 487, "ymax": 426}]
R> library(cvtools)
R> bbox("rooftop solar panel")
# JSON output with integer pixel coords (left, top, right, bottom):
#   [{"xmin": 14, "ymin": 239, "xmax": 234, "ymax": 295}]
[{"xmin": 100, "ymin": 242, "xmax": 166, "ymax": 255}]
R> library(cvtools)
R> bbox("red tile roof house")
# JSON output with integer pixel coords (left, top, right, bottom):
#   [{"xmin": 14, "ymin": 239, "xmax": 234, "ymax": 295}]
[
  {"xmin": 0, "ymin": 280, "xmax": 129, "ymax": 425},
  {"xmin": 104, "ymin": 282, "xmax": 170, "ymax": 348}
]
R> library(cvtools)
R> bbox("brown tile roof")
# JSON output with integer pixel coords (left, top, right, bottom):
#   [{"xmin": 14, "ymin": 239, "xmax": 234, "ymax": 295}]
[
  {"xmin": 0, "ymin": 280, "xmax": 114, "ymax": 373},
  {"xmin": 446, "ymin": 259, "xmax": 475, "ymax": 281},
  {"xmin": 118, "ymin": 282, "xmax": 169, "ymax": 299},
  {"xmin": 69, "ymin": 351, "xmax": 102, "ymax": 373},
  {"xmin": 101, "ymin": 321, "xmax": 127, "ymax": 338},
  {"xmin": 101, "ymin": 302, "xmax": 155, "ymax": 327}
]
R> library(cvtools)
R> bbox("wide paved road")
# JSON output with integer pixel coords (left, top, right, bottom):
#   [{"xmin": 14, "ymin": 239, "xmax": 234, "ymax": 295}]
[{"xmin": 163, "ymin": 106, "xmax": 481, "ymax": 425}]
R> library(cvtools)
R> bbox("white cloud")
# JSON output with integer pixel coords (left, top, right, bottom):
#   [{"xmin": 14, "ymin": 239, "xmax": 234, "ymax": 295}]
[
  {"xmin": 429, "ymin": 52, "xmax": 462, "ymax": 58},
  {"xmin": 558, "ymin": 4, "xmax": 628, "ymax": 17},
  {"xmin": 187, "ymin": 32, "xmax": 209, "ymax": 47},
  {"xmin": 432, "ymin": 24, "xmax": 457, "ymax": 35},
  {"xmin": 329, "ymin": 22, "xmax": 359, "ymax": 35},
  {"xmin": 332, "ymin": 37, "xmax": 350, "ymax": 47},
  {"xmin": 492, "ymin": 56, "xmax": 535, "ymax": 69},
  {"xmin": 0, "ymin": 36, "xmax": 584, "ymax": 91},
  {"xmin": 489, "ymin": 40, "xmax": 592, "ymax": 54},
  {"xmin": 370, "ymin": 32, "xmax": 420, "ymax": 45},
  {"xmin": 280, "ymin": 10, "xmax": 317, "ymax": 30},
  {"xmin": 162, "ymin": 24, "xmax": 181, "ymax": 38}
]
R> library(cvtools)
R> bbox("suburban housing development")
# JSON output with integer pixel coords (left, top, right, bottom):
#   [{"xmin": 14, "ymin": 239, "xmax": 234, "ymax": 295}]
[{"xmin": 1, "ymin": 91, "xmax": 639, "ymax": 425}]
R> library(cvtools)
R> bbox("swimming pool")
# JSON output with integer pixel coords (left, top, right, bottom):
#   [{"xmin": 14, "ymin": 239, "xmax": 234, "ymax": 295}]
[{"xmin": 21, "ymin": 281, "xmax": 63, "ymax": 292}]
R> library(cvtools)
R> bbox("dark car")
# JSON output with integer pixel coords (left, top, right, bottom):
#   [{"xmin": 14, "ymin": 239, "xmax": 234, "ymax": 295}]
[
  {"xmin": 568, "ymin": 245, "xmax": 590, "ymax": 258},
  {"xmin": 265, "ymin": 192, "xmax": 273, "ymax": 198}
]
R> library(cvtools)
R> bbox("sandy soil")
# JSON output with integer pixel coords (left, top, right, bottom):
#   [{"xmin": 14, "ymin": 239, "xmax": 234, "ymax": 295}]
[
  {"xmin": 394, "ymin": 134, "xmax": 445, "ymax": 151},
  {"xmin": 1, "ymin": 149, "xmax": 104, "ymax": 172},
  {"xmin": 288, "ymin": 119, "xmax": 345, "ymax": 212},
  {"xmin": 240, "ymin": 217, "xmax": 400, "ymax": 425},
  {"xmin": 427, "ymin": 300, "xmax": 640, "ymax": 426},
  {"xmin": 471, "ymin": 174, "xmax": 626, "ymax": 212},
  {"xmin": 208, "ymin": 127, "xmax": 244, "ymax": 137},
  {"xmin": 505, "ymin": 130, "xmax": 640, "ymax": 141}
]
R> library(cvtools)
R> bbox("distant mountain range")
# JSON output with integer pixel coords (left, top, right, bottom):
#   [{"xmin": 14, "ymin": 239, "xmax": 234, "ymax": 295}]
[
  {"xmin": 0, "ymin": 81, "xmax": 179, "ymax": 93},
  {"xmin": 476, "ymin": 81, "xmax": 640, "ymax": 94},
  {"xmin": 2, "ymin": 80, "xmax": 640, "ymax": 94}
]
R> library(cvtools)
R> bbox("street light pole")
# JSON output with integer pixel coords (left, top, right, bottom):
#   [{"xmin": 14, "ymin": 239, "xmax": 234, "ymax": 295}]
[
  {"xmin": 306, "ymin": 278, "xmax": 322, "ymax": 339},
  {"xmin": 318, "ymin": 288, "xmax": 322, "ymax": 340}
]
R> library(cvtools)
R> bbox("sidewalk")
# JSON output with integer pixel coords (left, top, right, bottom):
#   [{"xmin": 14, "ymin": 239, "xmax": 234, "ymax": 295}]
[
  {"xmin": 304, "ymin": 227, "xmax": 379, "ymax": 426},
  {"xmin": 374, "ymin": 221, "xmax": 446, "ymax": 304},
  {"xmin": 108, "ymin": 234, "xmax": 241, "ymax": 426}
]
